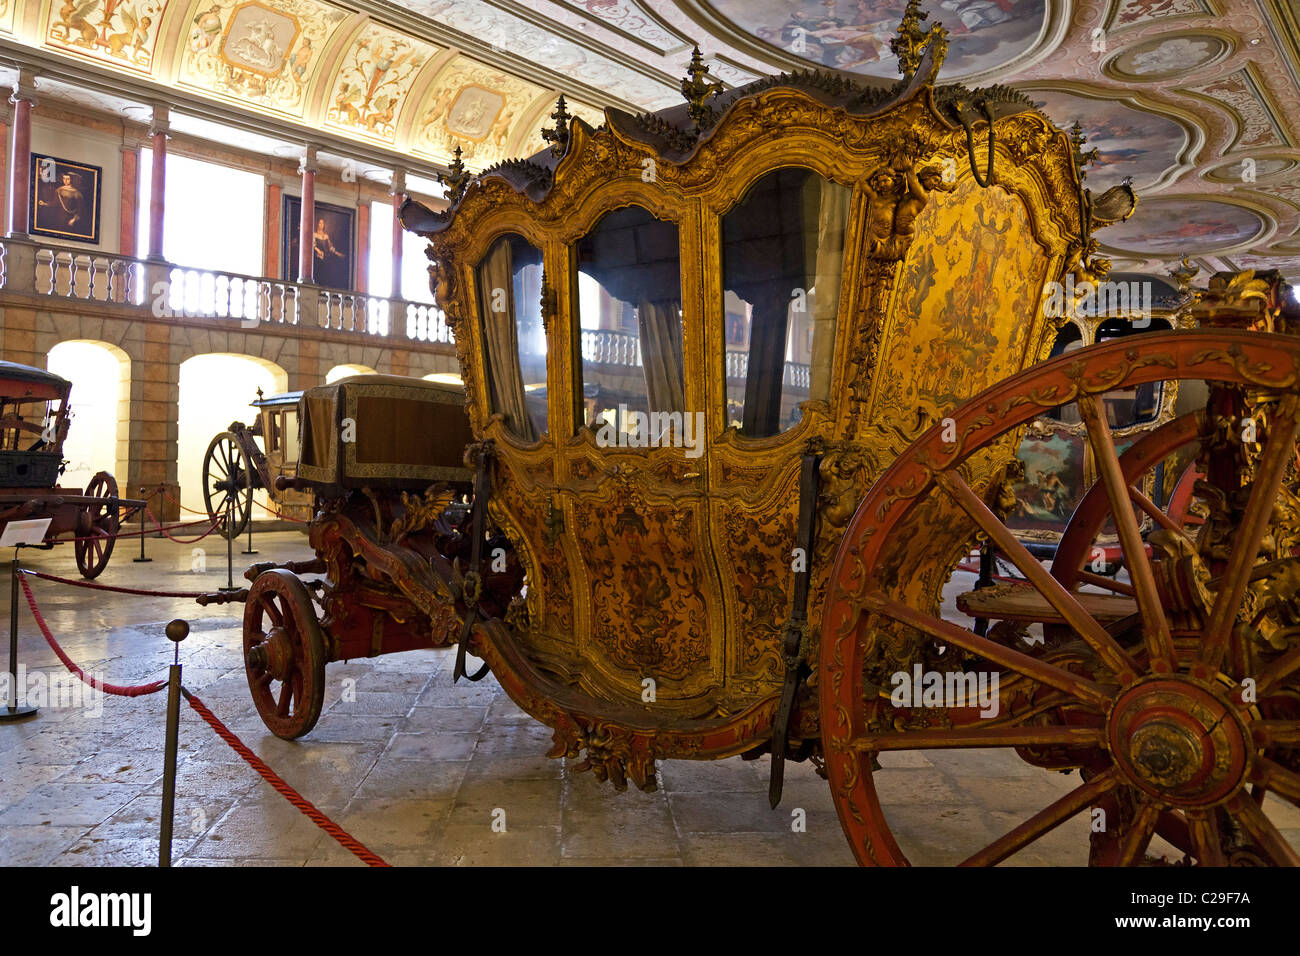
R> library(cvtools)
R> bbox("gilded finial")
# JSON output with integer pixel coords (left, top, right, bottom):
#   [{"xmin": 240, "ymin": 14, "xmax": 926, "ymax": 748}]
[
  {"xmin": 1170, "ymin": 254, "xmax": 1201, "ymax": 293},
  {"xmin": 541, "ymin": 95, "xmax": 572, "ymax": 158},
  {"xmin": 437, "ymin": 145, "xmax": 470, "ymax": 204},
  {"xmin": 1069, "ymin": 121, "xmax": 1099, "ymax": 181},
  {"xmin": 891, "ymin": 0, "xmax": 948, "ymax": 83},
  {"xmin": 681, "ymin": 46, "xmax": 723, "ymax": 131}
]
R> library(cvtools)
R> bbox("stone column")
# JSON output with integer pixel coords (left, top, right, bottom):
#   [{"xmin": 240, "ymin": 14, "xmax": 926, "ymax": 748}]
[
  {"xmin": 7, "ymin": 69, "xmax": 37, "ymax": 239},
  {"xmin": 390, "ymin": 167, "xmax": 406, "ymax": 299},
  {"xmin": 147, "ymin": 105, "xmax": 168, "ymax": 261},
  {"xmin": 297, "ymin": 145, "xmax": 317, "ymax": 284}
]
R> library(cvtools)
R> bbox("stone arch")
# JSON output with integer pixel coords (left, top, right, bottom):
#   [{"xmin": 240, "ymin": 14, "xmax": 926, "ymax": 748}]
[
  {"xmin": 325, "ymin": 363, "xmax": 377, "ymax": 383},
  {"xmin": 46, "ymin": 339, "xmax": 132, "ymax": 488},
  {"xmin": 177, "ymin": 352, "xmax": 289, "ymax": 518}
]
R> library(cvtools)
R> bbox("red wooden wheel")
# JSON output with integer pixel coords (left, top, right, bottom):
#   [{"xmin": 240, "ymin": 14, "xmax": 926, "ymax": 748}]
[
  {"xmin": 74, "ymin": 471, "xmax": 119, "ymax": 579},
  {"xmin": 243, "ymin": 569, "xmax": 327, "ymax": 740},
  {"xmin": 820, "ymin": 330, "xmax": 1300, "ymax": 866}
]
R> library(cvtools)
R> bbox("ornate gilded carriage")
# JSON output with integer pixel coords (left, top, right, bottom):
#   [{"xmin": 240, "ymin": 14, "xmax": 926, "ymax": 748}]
[{"xmin": 221, "ymin": 4, "xmax": 1300, "ymax": 866}]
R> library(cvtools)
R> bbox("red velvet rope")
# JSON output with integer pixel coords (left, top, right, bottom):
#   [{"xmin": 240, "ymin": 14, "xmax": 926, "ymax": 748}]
[
  {"xmin": 21, "ymin": 568, "xmax": 210, "ymax": 599},
  {"xmin": 17, "ymin": 572, "xmax": 166, "ymax": 697},
  {"xmin": 182, "ymin": 689, "xmax": 390, "ymax": 867}
]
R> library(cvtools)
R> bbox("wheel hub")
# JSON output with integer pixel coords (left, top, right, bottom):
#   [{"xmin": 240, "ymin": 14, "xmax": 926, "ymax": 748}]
[
  {"xmin": 1108, "ymin": 677, "xmax": 1250, "ymax": 807},
  {"xmin": 248, "ymin": 626, "xmax": 294, "ymax": 682}
]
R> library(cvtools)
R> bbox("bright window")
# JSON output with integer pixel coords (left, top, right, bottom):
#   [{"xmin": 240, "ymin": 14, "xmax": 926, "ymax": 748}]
[
  {"xmin": 138, "ymin": 149, "xmax": 264, "ymax": 276},
  {"xmin": 369, "ymin": 200, "xmax": 436, "ymax": 303}
]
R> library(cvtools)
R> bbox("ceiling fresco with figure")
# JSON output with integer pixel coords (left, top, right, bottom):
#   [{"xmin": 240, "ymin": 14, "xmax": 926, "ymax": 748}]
[{"xmin": 0, "ymin": 0, "xmax": 1297, "ymax": 279}]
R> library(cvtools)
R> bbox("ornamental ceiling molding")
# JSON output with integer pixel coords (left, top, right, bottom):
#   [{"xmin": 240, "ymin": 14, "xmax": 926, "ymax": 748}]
[
  {"xmin": 1011, "ymin": 80, "xmax": 1205, "ymax": 193},
  {"xmin": 547, "ymin": 0, "xmax": 693, "ymax": 54},
  {"xmin": 1098, "ymin": 191, "xmax": 1277, "ymax": 257},
  {"xmin": 1100, "ymin": 0, "xmax": 1221, "ymax": 32},
  {"xmin": 1176, "ymin": 64, "xmax": 1294, "ymax": 152},
  {"xmin": 1099, "ymin": 27, "xmax": 1237, "ymax": 82}
]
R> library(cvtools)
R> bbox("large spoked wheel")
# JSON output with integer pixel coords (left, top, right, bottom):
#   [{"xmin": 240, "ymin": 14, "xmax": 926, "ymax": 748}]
[
  {"xmin": 74, "ymin": 471, "xmax": 119, "ymax": 579},
  {"xmin": 821, "ymin": 330, "xmax": 1300, "ymax": 866},
  {"xmin": 243, "ymin": 569, "xmax": 327, "ymax": 740},
  {"xmin": 203, "ymin": 432, "xmax": 253, "ymax": 540}
]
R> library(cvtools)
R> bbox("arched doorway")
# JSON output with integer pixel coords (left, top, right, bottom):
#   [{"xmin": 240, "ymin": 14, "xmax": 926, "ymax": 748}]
[
  {"xmin": 46, "ymin": 340, "xmax": 130, "ymax": 493},
  {"xmin": 325, "ymin": 363, "xmax": 377, "ymax": 383},
  {"xmin": 178, "ymin": 354, "xmax": 287, "ymax": 520}
]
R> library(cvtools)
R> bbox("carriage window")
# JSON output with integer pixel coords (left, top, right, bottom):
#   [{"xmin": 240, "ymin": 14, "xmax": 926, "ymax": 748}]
[
  {"xmin": 478, "ymin": 233, "xmax": 547, "ymax": 440},
  {"xmin": 1097, "ymin": 318, "xmax": 1170, "ymax": 428},
  {"xmin": 576, "ymin": 206, "xmax": 683, "ymax": 438},
  {"xmin": 722, "ymin": 167, "xmax": 850, "ymax": 437},
  {"xmin": 283, "ymin": 408, "xmax": 300, "ymax": 463},
  {"xmin": 1046, "ymin": 324, "xmax": 1084, "ymax": 424}
]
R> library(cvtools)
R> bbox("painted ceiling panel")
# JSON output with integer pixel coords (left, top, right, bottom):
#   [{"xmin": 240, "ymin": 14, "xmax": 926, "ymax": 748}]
[
  {"xmin": 45, "ymin": 0, "xmax": 170, "ymax": 73},
  {"xmin": 411, "ymin": 54, "xmax": 546, "ymax": 167},
  {"xmin": 323, "ymin": 21, "xmax": 438, "ymax": 142},
  {"xmin": 175, "ymin": 0, "xmax": 351, "ymax": 118}
]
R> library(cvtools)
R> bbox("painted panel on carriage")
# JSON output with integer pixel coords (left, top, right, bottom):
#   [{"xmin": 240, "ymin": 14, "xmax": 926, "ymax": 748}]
[
  {"xmin": 177, "ymin": 0, "xmax": 349, "ymax": 118},
  {"xmin": 705, "ymin": 0, "xmax": 1047, "ymax": 78},
  {"xmin": 44, "ymin": 0, "xmax": 169, "ymax": 73},
  {"xmin": 876, "ymin": 175, "xmax": 1047, "ymax": 431},
  {"xmin": 1006, "ymin": 428, "xmax": 1086, "ymax": 539}
]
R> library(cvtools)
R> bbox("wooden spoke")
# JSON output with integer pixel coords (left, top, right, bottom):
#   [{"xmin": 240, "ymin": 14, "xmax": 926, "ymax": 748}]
[
  {"xmin": 1202, "ymin": 396, "xmax": 1300, "ymax": 675},
  {"xmin": 1227, "ymin": 793, "xmax": 1300, "ymax": 866},
  {"xmin": 1078, "ymin": 396, "xmax": 1176, "ymax": 674},
  {"xmin": 1076, "ymin": 570, "xmax": 1136, "ymax": 597},
  {"xmin": 1252, "ymin": 757, "xmax": 1300, "ymax": 807},
  {"xmin": 1185, "ymin": 810, "xmax": 1226, "ymax": 866},
  {"xmin": 959, "ymin": 768, "xmax": 1119, "ymax": 867},
  {"xmin": 1255, "ymin": 641, "xmax": 1300, "ymax": 696},
  {"xmin": 861, "ymin": 591, "xmax": 1112, "ymax": 707},
  {"xmin": 1155, "ymin": 810, "xmax": 1193, "ymax": 857},
  {"xmin": 1251, "ymin": 721, "xmax": 1300, "ymax": 748},
  {"xmin": 1116, "ymin": 801, "xmax": 1160, "ymax": 866},
  {"xmin": 851, "ymin": 724, "xmax": 1105, "ymax": 753},
  {"xmin": 936, "ymin": 471, "xmax": 1139, "ymax": 684},
  {"xmin": 1127, "ymin": 484, "xmax": 1188, "ymax": 539}
]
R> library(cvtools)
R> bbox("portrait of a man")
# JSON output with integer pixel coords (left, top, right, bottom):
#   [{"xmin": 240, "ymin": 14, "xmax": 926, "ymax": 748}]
[{"xmin": 30, "ymin": 154, "xmax": 102, "ymax": 244}]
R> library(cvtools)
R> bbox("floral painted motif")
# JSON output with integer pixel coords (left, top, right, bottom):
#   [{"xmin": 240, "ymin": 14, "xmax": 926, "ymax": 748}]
[
  {"xmin": 326, "ymin": 23, "xmax": 438, "ymax": 142},
  {"xmin": 415, "ymin": 56, "xmax": 547, "ymax": 168}
]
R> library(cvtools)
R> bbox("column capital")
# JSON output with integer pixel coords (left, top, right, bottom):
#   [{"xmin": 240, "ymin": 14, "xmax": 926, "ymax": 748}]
[
  {"xmin": 148, "ymin": 103, "xmax": 170, "ymax": 136},
  {"xmin": 390, "ymin": 167, "xmax": 406, "ymax": 196},
  {"xmin": 9, "ymin": 67, "xmax": 39, "ymax": 106},
  {"xmin": 298, "ymin": 145, "xmax": 319, "ymax": 175}
]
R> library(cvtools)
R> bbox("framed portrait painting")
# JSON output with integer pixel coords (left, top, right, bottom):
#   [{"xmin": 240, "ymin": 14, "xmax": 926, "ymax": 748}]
[
  {"xmin": 30, "ymin": 154, "xmax": 102, "ymax": 244},
  {"xmin": 282, "ymin": 195, "xmax": 354, "ymax": 291}
]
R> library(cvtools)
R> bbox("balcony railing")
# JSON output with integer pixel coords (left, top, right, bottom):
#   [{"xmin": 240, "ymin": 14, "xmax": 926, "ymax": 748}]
[{"xmin": 1, "ymin": 238, "xmax": 453, "ymax": 345}]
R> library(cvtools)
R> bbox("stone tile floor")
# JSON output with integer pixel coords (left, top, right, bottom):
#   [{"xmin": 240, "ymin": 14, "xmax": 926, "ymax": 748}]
[{"xmin": 1, "ymin": 532, "xmax": 1296, "ymax": 866}]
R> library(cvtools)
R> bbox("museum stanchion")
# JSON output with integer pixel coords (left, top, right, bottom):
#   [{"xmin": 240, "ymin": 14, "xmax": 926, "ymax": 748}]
[
  {"xmin": 2, "ymin": 552, "xmax": 37, "ymax": 721},
  {"xmin": 133, "ymin": 485, "xmax": 155, "ymax": 563},
  {"xmin": 221, "ymin": 493, "xmax": 237, "ymax": 592},
  {"xmin": 158, "ymin": 619, "xmax": 188, "ymax": 867},
  {"xmin": 242, "ymin": 469, "xmax": 258, "ymax": 557}
]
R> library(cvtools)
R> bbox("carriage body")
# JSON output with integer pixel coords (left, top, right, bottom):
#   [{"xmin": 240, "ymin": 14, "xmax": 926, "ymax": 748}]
[{"xmin": 405, "ymin": 65, "xmax": 1091, "ymax": 777}]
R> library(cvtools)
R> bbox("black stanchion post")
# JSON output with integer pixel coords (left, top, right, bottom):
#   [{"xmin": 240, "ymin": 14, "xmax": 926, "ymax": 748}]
[
  {"xmin": 3, "ymin": 554, "xmax": 37, "ymax": 721},
  {"xmin": 242, "ymin": 471, "xmax": 257, "ymax": 557},
  {"xmin": 222, "ymin": 492, "xmax": 236, "ymax": 591},
  {"xmin": 158, "ymin": 618, "xmax": 188, "ymax": 867},
  {"xmin": 133, "ymin": 485, "xmax": 153, "ymax": 564}
]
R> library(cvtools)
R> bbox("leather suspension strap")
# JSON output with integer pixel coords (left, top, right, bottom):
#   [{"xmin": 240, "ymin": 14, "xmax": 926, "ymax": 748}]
[
  {"xmin": 768, "ymin": 450, "xmax": 821, "ymax": 809},
  {"xmin": 454, "ymin": 444, "xmax": 493, "ymax": 683}
]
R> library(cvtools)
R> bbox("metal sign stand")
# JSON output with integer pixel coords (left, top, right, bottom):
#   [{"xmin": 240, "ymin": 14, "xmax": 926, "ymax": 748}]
[{"xmin": 2, "ymin": 551, "xmax": 37, "ymax": 721}]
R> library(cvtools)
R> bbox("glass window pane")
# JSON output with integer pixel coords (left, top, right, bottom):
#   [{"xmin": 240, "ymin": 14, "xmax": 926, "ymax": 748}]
[
  {"xmin": 1097, "ymin": 318, "xmax": 1170, "ymax": 428},
  {"xmin": 576, "ymin": 206, "xmax": 683, "ymax": 436},
  {"xmin": 722, "ymin": 168, "xmax": 849, "ymax": 438},
  {"xmin": 477, "ymin": 234, "xmax": 547, "ymax": 440}
]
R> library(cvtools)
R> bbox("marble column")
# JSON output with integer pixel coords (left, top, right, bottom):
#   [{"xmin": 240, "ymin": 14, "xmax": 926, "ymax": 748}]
[{"xmin": 297, "ymin": 145, "xmax": 318, "ymax": 284}]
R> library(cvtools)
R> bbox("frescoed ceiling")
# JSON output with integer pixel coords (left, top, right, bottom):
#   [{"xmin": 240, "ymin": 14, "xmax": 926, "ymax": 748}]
[{"xmin": 0, "ymin": 0, "xmax": 1298, "ymax": 279}]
